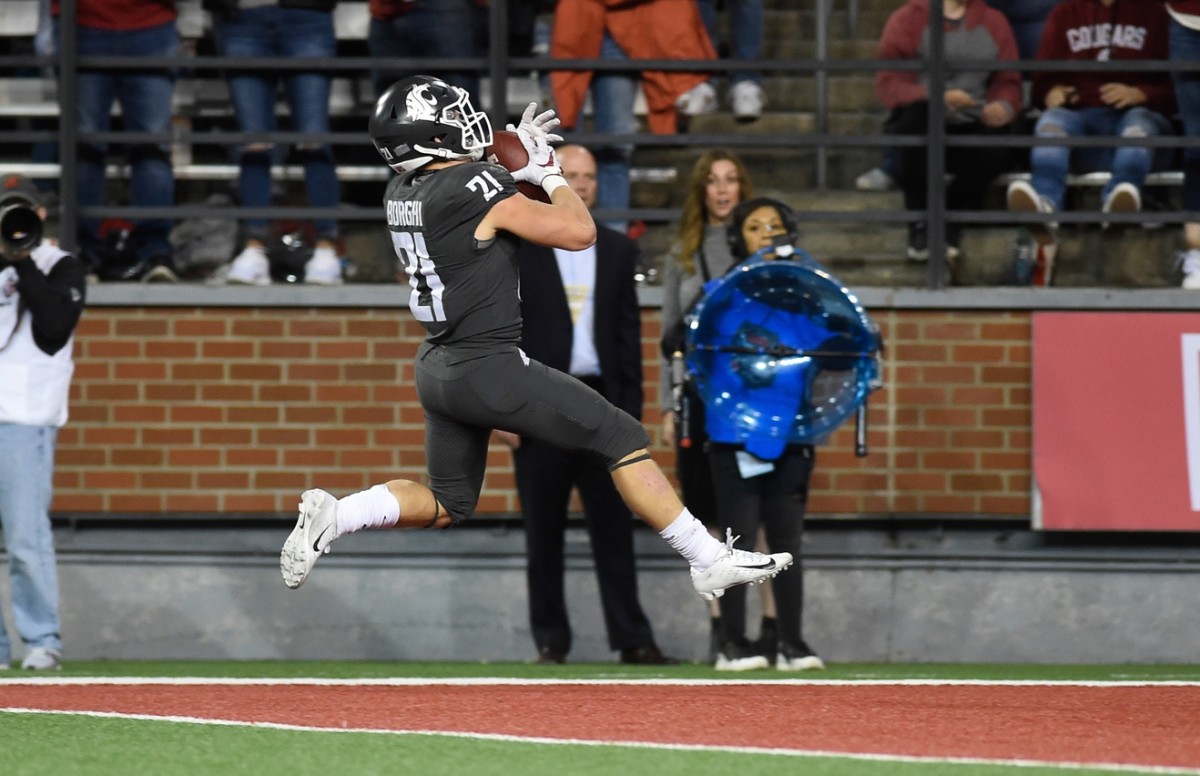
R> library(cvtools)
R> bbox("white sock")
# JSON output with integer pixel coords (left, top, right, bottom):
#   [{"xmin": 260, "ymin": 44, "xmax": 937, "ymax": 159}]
[
  {"xmin": 335, "ymin": 483, "xmax": 400, "ymax": 535},
  {"xmin": 659, "ymin": 509, "xmax": 723, "ymax": 570}
]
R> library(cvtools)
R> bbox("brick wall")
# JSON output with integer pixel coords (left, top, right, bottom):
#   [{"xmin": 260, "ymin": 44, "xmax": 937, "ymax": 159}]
[{"xmin": 55, "ymin": 306, "xmax": 1032, "ymax": 517}]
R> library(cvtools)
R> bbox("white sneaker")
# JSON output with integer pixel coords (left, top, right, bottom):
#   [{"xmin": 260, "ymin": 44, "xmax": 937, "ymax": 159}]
[
  {"xmin": 1006, "ymin": 180, "xmax": 1058, "ymax": 239},
  {"xmin": 777, "ymin": 640, "xmax": 826, "ymax": 671},
  {"xmin": 690, "ymin": 529, "xmax": 793, "ymax": 602},
  {"xmin": 304, "ymin": 246, "xmax": 343, "ymax": 285},
  {"xmin": 675, "ymin": 81, "xmax": 717, "ymax": 117},
  {"xmin": 1177, "ymin": 249, "xmax": 1200, "ymax": 290},
  {"xmin": 227, "ymin": 244, "xmax": 271, "ymax": 286},
  {"xmin": 714, "ymin": 640, "xmax": 771, "ymax": 672},
  {"xmin": 280, "ymin": 488, "xmax": 341, "ymax": 589},
  {"xmin": 730, "ymin": 81, "xmax": 765, "ymax": 121},
  {"xmin": 1102, "ymin": 182, "xmax": 1141, "ymax": 230},
  {"xmin": 855, "ymin": 166, "xmax": 897, "ymax": 192},
  {"xmin": 21, "ymin": 647, "xmax": 61, "ymax": 671}
]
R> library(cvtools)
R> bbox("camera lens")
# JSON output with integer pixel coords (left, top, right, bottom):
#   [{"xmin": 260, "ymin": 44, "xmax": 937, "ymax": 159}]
[{"xmin": 0, "ymin": 205, "xmax": 42, "ymax": 253}]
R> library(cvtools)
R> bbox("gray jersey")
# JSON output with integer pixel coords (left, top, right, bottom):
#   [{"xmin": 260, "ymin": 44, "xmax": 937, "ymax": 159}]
[{"xmin": 385, "ymin": 161, "xmax": 523, "ymax": 353}]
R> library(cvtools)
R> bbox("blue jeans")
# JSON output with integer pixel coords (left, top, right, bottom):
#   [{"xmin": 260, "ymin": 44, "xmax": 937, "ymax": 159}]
[
  {"xmin": 555, "ymin": 32, "xmax": 636, "ymax": 231},
  {"xmin": 0, "ymin": 425, "xmax": 61, "ymax": 659},
  {"xmin": 1030, "ymin": 106, "xmax": 1174, "ymax": 210},
  {"xmin": 590, "ymin": 33, "xmax": 637, "ymax": 231},
  {"xmin": 215, "ymin": 7, "xmax": 340, "ymax": 242},
  {"xmin": 66, "ymin": 20, "xmax": 177, "ymax": 263},
  {"xmin": 696, "ymin": 0, "xmax": 763, "ymax": 86},
  {"xmin": 1171, "ymin": 17, "xmax": 1200, "ymax": 214},
  {"xmin": 367, "ymin": 0, "xmax": 484, "ymax": 105}
]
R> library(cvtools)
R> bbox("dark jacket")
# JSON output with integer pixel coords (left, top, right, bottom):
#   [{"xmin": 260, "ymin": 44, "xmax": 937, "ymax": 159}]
[{"xmin": 513, "ymin": 225, "xmax": 643, "ymax": 420}]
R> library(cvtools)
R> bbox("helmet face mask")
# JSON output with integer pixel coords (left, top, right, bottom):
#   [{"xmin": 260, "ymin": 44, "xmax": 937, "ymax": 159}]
[{"xmin": 371, "ymin": 76, "xmax": 494, "ymax": 173}]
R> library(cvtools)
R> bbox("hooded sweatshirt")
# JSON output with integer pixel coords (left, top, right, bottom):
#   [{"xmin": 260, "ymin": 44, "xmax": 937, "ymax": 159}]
[
  {"xmin": 876, "ymin": 0, "xmax": 1023, "ymax": 123},
  {"xmin": 1032, "ymin": 0, "xmax": 1175, "ymax": 115}
]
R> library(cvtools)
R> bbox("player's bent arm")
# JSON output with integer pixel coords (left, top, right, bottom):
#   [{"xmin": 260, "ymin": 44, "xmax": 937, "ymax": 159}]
[{"xmin": 477, "ymin": 188, "xmax": 596, "ymax": 250}]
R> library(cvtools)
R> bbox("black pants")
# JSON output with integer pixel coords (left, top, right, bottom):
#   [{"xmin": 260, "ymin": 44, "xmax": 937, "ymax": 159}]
[
  {"xmin": 513, "ymin": 437, "xmax": 656, "ymax": 655},
  {"xmin": 708, "ymin": 444, "xmax": 815, "ymax": 648},
  {"xmin": 885, "ymin": 100, "xmax": 1016, "ymax": 213}
]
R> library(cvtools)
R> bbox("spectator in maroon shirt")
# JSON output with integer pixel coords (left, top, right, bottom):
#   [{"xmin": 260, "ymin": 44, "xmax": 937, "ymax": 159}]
[
  {"xmin": 1006, "ymin": 0, "xmax": 1176, "ymax": 244},
  {"xmin": 876, "ymin": 0, "xmax": 1023, "ymax": 263}
]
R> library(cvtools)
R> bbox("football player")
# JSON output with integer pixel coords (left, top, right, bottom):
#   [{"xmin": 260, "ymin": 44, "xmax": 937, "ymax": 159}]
[{"xmin": 280, "ymin": 75, "xmax": 792, "ymax": 605}]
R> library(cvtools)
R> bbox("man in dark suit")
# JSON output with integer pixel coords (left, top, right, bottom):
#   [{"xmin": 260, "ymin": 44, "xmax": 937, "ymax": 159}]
[{"xmin": 497, "ymin": 145, "xmax": 676, "ymax": 666}]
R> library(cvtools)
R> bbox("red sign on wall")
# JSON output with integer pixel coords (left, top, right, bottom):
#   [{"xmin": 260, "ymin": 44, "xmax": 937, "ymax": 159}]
[{"xmin": 1033, "ymin": 312, "xmax": 1200, "ymax": 531}]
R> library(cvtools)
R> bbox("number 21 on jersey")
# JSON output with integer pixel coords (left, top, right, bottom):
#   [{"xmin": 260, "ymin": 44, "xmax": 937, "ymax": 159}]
[{"xmin": 391, "ymin": 231, "xmax": 446, "ymax": 322}]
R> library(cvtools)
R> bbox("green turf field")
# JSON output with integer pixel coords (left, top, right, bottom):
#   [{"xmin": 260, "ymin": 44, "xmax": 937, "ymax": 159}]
[{"xmin": 3, "ymin": 662, "xmax": 1198, "ymax": 776}]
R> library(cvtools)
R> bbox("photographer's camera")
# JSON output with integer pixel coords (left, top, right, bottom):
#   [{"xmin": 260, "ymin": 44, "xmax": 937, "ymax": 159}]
[{"xmin": 0, "ymin": 204, "xmax": 42, "ymax": 254}]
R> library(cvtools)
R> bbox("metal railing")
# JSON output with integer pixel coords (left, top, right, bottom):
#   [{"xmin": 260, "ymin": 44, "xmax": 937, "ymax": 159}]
[{"xmin": 0, "ymin": 0, "xmax": 1195, "ymax": 291}]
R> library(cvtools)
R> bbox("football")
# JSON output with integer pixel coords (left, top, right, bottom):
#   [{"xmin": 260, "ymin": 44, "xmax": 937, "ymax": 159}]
[{"xmin": 485, "ymin": 129, "xmax": 551, "ymax": 203}]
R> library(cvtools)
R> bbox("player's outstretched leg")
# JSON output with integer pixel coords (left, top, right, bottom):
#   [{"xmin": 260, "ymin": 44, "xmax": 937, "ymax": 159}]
[
  {"xmin": 280, "ymin": 488, "xmax": 341, "ymax": 589},
  {"xmin": 689, "ymin": 529, "xmax": 793, "ymax": 602}
]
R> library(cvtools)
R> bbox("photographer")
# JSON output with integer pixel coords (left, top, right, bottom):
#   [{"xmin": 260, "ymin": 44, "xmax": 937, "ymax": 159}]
[{"xmin": 0, "ymin": 175, "xmax": 86, "ymax": 671}]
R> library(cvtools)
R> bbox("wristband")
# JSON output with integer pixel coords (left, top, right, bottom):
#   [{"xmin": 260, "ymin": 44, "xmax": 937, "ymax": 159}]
[{"xmin": 541, "ymin": 174, "xmax": 568, "ymax": 197}]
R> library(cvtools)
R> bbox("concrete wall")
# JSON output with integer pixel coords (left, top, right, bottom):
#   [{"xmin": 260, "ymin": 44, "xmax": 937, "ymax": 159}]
[{"xmin": 10, "ymin": 522, "xmax": 1198, "ymax": 665}]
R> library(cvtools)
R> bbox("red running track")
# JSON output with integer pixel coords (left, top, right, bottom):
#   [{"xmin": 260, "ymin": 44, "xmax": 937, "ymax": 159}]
[{"xmin": 1, "ymin": 683, "xmax": 1198, "ymax": 769}]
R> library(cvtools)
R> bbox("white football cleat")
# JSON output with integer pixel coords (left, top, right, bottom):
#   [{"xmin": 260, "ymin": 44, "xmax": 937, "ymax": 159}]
[
  {"xmin": 280, "ymin": 488, "xmax": 341, "ymax": 589},
  {"xmin": 690, "ymin": 529, "xmax": 792, "ymax": 601}
]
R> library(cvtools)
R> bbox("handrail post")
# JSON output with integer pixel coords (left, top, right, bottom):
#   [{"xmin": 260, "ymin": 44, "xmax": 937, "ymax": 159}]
[
  {"xmin": 488, "ymin": 0, "xmax": 510, "ymax": 132},
  {"xmin": 58, "ymin": 0, "xmax": 78, "ymax": 254},
  {"xmin": 926, "ymin": 5, "xmax": 948, "ymax": 289},
  {"xmin": 816, "ymin": 0, "xmax": 830, "ymax": 190}
]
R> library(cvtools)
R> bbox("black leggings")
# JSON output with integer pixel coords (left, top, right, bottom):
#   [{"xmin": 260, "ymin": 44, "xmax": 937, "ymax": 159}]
[{"xmin": 708, "ymin": 443, "xmax": 814, "ymax": 647}]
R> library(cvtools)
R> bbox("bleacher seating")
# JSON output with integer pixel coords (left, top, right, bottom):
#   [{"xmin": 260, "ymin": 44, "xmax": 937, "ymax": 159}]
[{"xmin": 0, "ymin": 0, "xmax": 1190, "ymax": 288}]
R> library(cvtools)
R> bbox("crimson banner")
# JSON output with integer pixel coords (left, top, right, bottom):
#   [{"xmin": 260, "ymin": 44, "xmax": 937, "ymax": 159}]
[{"xmin": 1033, "ymin": 311, "xmax": 1200, "ymax": 531}]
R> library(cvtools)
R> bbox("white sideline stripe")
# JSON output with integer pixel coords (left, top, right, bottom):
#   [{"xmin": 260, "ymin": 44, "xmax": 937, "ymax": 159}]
[
  {"xmin": 1, "ymin": 677, "xmax": 1200, "ymax": 687},
  {"xmin": 3, "ymin": 707, "xmax": 1198, "ymax": 775}
]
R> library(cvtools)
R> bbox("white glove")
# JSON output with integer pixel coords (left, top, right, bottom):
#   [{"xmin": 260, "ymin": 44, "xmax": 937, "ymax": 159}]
[{"xmin": 508, "ymin": 102, "xmax": 565, "ymax": 191}]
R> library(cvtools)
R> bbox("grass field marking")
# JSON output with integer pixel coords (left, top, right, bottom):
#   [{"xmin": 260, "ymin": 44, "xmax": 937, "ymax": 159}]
[
  {"xmin": 3, "ymin": 707, "xmax": 1198, "ymax": 775},
  {"xmin": 2, "ymin": 677, "xmax": 1200, "ymax": 688}
]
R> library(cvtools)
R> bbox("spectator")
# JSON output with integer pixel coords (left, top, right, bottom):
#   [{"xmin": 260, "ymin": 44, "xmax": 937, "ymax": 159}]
[
  {"xmin": 1168, "ymin": 0, "xmax": 1200, "ymax": 289},
  {"xmin": 208, "ymin": 0, "xmax": 344, "ymax": 286},
  {"xmin": 859, "ymin": 0, "xmax": 1052, "ymax": 193},
  {"xmin": 659, "ymin": 149, "xmax": 752, "ymax": 544},
  {"xmin": 366, "ymin": 0, "xmax": 485, "ymax": 103},
  {"xmin": 0, "ymin": 174, "xmax": 87, "ymax": 671},
  {"xmin": 555, "ymin": 31, "xmax": 639, "ymax": 233},
  {"xmin": 281, "ymin": 77, "xmax": 792, "ymax": 610},
  {"xmin": 658, "ymin": 149, "xmax": 777, "ymax": 660},
  {"xmin": 549, "ymin": 1, "xmax": 719, "ymax": 231},
  {"xmin": 876, "ymin": 0, "xmax": 1023, "ymax": 262},
  {"xmin": 1006, "ymin": 0, "xmax": 1175, "ymax": 250},
  {"xmin": 53, "ymin": 0, "xmax": 180, "ymax": 283},
  {"xmin": 695, "ymin": 197, "xmax": 837, "ymax": 671},
  {"xmin": 497, "ymin": 145, "xmax": 677, "ymax": 666},
  {"xmin": 696, "ymin": 0, "xmax": 767, "ymax": 121},
  {"xmin": 550, "ymin": 0, "xmax": 719, "ymax": 139}
]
